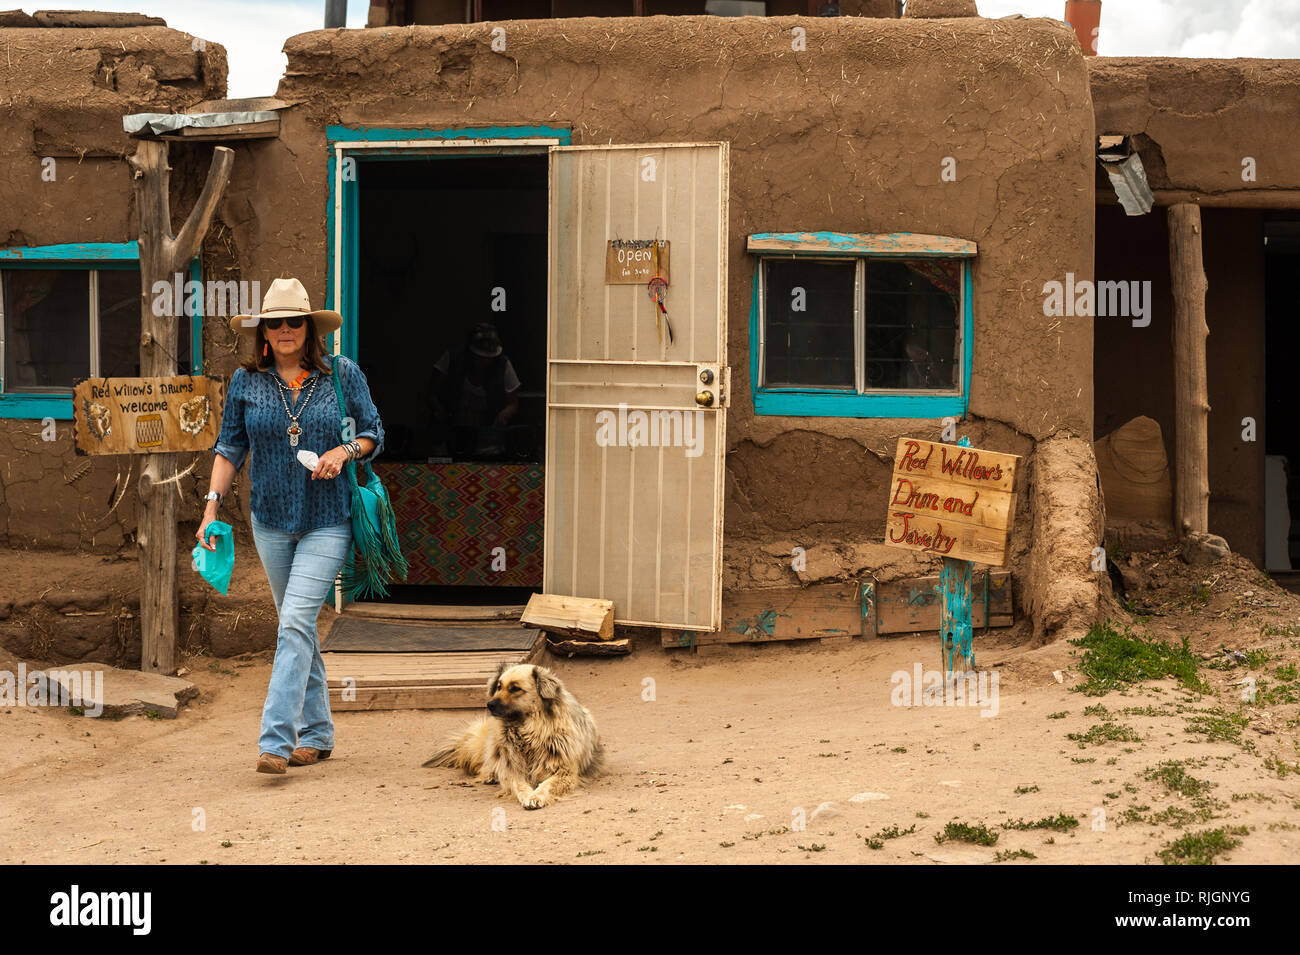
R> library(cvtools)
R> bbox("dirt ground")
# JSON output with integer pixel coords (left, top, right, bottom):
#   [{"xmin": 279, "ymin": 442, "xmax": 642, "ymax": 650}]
[{"xmin": 1, "ymin": 549, "xmax": 1298, "ymax": 865}]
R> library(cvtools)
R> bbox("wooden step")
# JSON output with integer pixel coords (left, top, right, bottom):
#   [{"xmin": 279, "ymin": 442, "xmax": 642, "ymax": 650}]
[
  {"xmin": 342, "ymin": 602, "xmax": 526, "ymax": 624},
  {"xmin": 324, "ymin": 639, "xmax": 544, "ymax": 711}
]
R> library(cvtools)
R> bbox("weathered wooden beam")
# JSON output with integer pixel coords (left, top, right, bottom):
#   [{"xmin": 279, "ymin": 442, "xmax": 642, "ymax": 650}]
[
  {"xmin": 1099, "ymin": 188, "xmax": 1300, "ymax": 210},
  {"xmin": 128, "ymin": 141, "xmax": 233, "ymax": 675},
  {"xmin": 521, "ymin": 593, "xmax": 615, "ymax": 641},
  {"xmin": 746, "ymin": 232, "xmax": 977, "ymax": 258},
  {"xmin": 547, "ymin": 636, "xmax": 632, "ymax": 657},
  {"xmin": 1167, "ymin": 203, "xmax": 1211, "ymax": 538}
]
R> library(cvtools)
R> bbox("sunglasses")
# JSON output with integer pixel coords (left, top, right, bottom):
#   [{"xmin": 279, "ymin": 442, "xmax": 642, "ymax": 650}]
[{"xmin": 262, "ymin": 315, "xmax": 307, "ymax": 331}]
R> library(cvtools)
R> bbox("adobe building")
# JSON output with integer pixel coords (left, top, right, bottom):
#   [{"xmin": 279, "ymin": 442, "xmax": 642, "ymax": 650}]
[
  {"xmin": 13, "ymin": 2, "xmax": 1261, "ymax": 671},
  {"xmin": 1089, "ymin": 57, "xmax": 1300, "ymax": 586}
]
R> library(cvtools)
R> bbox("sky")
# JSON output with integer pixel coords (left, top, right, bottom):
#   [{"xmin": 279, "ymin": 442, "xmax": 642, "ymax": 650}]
[{"xmin": 21, "ymin": 0, "xmax": 1300, "ymax": 97}]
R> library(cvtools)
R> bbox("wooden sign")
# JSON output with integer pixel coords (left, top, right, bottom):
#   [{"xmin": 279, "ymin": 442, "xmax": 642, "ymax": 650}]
[
  {"xmin": 72, "ymin": 375, "xmax": 226, "ymax": 455},
  {"xmin": 883, "ymin": 438, "xmax": 1021, "ymax": 566},
  {"xmin": 606, "ymin": 239, "xmax": 669, "ymax": 284}
]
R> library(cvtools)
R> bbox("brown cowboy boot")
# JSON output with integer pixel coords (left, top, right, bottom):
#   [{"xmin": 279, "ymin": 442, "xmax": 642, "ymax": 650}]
[
  {"xmin": 256, "ymin": 752, "xmax": 288, "ymax": 774},
  {"xmin": 288, "ymin": 747, "xmax": 333, "ymax": 766}
]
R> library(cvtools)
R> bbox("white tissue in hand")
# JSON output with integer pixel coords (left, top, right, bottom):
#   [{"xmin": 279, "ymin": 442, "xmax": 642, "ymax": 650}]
[{"xmin": 296, "ymin": 449, "xmax": 319, "ymax": 470}]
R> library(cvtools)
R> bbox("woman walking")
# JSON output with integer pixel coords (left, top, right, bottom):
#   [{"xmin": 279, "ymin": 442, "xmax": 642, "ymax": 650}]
[{"xmin": 197, "ymin": 278, "xmax": 384, "ymax": 774}]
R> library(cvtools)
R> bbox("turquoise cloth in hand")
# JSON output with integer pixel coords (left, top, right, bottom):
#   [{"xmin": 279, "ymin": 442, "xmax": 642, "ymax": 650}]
[{"xmin": 192, "ymin": 520, "xmax": 234, "ymax": 595}]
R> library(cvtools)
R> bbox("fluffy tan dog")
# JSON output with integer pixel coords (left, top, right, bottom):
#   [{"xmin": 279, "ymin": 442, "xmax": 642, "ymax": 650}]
[{"xmin": 422, "ymin": 662, "xmax": 602, "ymax": 809}]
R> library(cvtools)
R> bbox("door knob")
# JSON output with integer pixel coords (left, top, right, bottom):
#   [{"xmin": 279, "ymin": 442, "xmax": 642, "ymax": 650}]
[{"xmin": 695, "ymin": 391, "xmax": 715, "ymax": 407}]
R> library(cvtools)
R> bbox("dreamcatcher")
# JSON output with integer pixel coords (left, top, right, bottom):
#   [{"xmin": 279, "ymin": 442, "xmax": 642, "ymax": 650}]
[{"xmin": 646, "ymin": 240, "xmax": 674, "ymax": 345}]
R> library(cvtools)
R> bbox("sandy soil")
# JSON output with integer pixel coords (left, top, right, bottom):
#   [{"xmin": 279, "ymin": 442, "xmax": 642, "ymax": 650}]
[{"xmin": 1, "ymin": 551, "xmax": 1298, "ymax": 865}]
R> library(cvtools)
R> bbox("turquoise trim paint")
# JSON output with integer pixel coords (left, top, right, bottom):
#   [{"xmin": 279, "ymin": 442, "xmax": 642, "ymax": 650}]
[
  {"xmin": 327, "ymin": 125, "xmax": 571, "ymax": 144},
  {"xmin": 326, "ymin": 124, "xmax": 572, "ymax": 360},
  {"xmin": 0, "ymin": 242, "xmax": 138, "ymax": 262},
  {"xmin": 0, "ymin": 394, "xmax": 73, "ymax": 420},
  {"xmin": 749, "ymin": 253, "xmax": 975, "ymax": 420}
]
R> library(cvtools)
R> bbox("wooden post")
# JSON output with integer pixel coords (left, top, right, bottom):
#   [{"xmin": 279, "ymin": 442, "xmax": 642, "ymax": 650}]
[
  {"xmin": 128, "ymin": 140, "xmax": 234, "ymax": 674},
  {"xmin": 938, "ymin": 435, "xmax": 975, "ymax": 674},
  {"xmin": 939, "ymin": 556, "xmax": 974, "ymax": 675},
  {"xmin": 1167, "ymin": 203, "xmax": 1210, "ymax": 538}
]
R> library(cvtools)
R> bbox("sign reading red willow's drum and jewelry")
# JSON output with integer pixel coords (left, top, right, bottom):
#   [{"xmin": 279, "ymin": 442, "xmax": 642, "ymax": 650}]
[
  {"xmin": 72, "ymin": 376, "xmax": 225, "ymax": 455},
  {"xmin": 883, "ymin": 438, "xmax": 1021, "ymax": 567}
]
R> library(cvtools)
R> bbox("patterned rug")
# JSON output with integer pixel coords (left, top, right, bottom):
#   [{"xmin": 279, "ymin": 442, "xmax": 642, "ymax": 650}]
[{"xmin": 372, "ymin": 462, "xmax": 544, "ymax": 587}]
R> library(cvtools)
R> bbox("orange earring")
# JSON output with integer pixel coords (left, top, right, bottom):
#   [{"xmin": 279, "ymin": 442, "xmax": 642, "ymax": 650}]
[{"xmin": 263, "ymin": 341, "xmax": 268, "ymax": 357}]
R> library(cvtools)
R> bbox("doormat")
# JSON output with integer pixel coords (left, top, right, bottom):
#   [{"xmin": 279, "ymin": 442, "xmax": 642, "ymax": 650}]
[{"xmin": 321, "ymin": 618, "xmax": 542, "ymax": 654}]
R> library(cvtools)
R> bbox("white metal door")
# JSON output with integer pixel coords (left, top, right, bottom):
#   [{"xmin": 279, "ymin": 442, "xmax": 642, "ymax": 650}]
[{"xmin": 545, "ymin": 143, "xmax": 729, "ymax": 631}]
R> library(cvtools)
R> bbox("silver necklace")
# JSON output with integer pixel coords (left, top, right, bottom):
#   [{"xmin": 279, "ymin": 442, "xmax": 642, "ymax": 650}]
[{"xmin": 274, "ymin": 372, "xmax": 318, "ymax": 448}]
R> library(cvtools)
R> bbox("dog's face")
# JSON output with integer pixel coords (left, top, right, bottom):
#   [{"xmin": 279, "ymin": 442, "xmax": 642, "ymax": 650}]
[{"xmin": 486, "ymin": 663, "xmax": 563, "ymax": 721}]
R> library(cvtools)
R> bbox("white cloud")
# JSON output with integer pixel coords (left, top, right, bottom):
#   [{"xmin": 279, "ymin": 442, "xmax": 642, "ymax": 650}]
[
  {"xmin": 19, "ymin": 1, "xmax": 1300, "ymax": 97},
  {"xmin": 18, "ymin": 0, "xmax": 366, "ymax": 98},
  {"xmin": 972, "ymin": 0, "xmax": 1300, "ymax": 57}
]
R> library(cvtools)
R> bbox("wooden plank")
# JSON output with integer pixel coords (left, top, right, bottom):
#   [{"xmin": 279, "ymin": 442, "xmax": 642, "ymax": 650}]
[
  {"xmin": 185, "ymin": 97, "xmax": 290, "ymax": 114},
  {"xmin": 876, "ymin": 571, "xmax": 1012, "ymax": 635},
  {"xmin": 343, "ymin": 602, "xmax": 526, "ymax": 622},
  {"xmin": 888, "ymin": 473, "xmax": 1014, "ymax": 531},
  {"xmin": 167, "ymin": 120, "xmax": 280, "ymax": 141},
  {"xmin": 885, "ymin": 438, "xmax": 1021, "ymax": 566},
  {"xmin": 891, "ymin": 438, "xmax": 1019, "ymax": 494},
  {"xmin": 321, "ymin": 619, "xmax": 540, "ymax": 653},
  {"xmin": 548, "ymin": 636, "xmax": 632, "ymax": 656},
  {"xmin": 521, "ymin": 593, "xmax": 615, "ymax": 641},
  {"xmin": 746, "ymin": 231, "xmax": 976, "ymax": 258},
  {"xmin": 662, "ymin": 581, "xmax": 860, "ymax": 647},
  {"xmin": 605, "ymin": 239, "xmax": 669, "ymax": 284},
  {"xmin": 330, "ymin": 684, "xmax": 485, "ymax": 711},
  {"xmin": 884, "ymin": 511, "xmax": 1009, "ymax": 565}
]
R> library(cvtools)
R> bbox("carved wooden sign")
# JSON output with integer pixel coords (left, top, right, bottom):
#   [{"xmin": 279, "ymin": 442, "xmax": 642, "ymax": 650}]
[
  {"xmin": 883, "ymin": 438, "xmax": 1021, "ymax": 566},
  {"xmin": 72, "ymin": 375, "xmax": 225, "ymax": 455},
  {"xmin": 605, "ymin": 239, "xmax": 669, "ymax": 284}
]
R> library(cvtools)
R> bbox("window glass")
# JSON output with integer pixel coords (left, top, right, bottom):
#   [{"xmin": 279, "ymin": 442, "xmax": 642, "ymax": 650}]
[
  {"xmin": 762, "ymin": 259, "xmax": 855, "ymax": 389},
  {"xmin": 98, "ymin": 269, "xmax": 190, "ymax": 377},
  {"xmin": 863, "ymin": 259, "xmax": 959, "ymax": 390},
  {"xmin": 1, "ymin": 269, "xmax": 90, "ymax": 390}
]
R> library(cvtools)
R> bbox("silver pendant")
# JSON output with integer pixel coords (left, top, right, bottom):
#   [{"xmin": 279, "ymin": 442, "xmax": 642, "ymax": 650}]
[{"xmin": 288, "ymin": 423, "xmax": 301, "ymax": 447}]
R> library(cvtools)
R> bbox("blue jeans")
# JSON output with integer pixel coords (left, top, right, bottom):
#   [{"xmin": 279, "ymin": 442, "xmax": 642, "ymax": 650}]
[{"xmin": 250, "ymin": 515, "xmax": 352, "ymax": 758}]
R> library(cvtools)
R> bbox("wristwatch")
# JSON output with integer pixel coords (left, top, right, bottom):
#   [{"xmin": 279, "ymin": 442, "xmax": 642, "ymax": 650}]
[{"xmin": 205, "ymin": 490, "xmax": 223, "ymax": 506}]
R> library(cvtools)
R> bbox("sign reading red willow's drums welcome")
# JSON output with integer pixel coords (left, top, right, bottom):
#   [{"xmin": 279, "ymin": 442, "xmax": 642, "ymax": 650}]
[
  {"xmin": 883, "ymin": 438, "xmax": 1021, "ymax": 566},
  {"xmin": 72, "ymin": 375, "xmax": 225, "ymax": 455}
]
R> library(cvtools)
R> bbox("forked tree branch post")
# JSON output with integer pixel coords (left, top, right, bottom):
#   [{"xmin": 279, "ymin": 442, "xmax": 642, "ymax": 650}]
[{"xmin": 128, "ymin": 140, "xmax": 234, "ymax": 674}]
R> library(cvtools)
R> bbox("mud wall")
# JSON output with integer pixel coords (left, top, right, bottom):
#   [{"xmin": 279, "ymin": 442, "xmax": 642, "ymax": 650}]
[
  {"xmin": 0, "ymin": 27, "xmax": 227, "ymax": 550},
  {"xmin": 1094, "ymin": 205, "xmax": 1267, "ymax": 566},
  {"xmin": 219, "ymin": 15, "xmax": 1098, "ymax": 624},
  {"xmin": 0, "ymin": 16, "xmax": 1103, "ymax": 655},
  {"xmin": 1090, "ymin": 58, "xmax": 1300, "ymax": 196}
]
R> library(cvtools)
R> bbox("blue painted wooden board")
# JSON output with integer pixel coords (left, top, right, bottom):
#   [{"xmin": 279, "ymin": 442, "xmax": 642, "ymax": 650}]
[{"xmin": 747, "ymin": 231, "xmax": 977, "ymax": 258}]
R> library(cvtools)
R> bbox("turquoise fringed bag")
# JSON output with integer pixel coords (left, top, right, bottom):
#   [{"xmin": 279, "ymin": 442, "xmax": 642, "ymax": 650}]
[{"xmin": 331, "ymin": 360, "xmax": 408, "ymax": 599}]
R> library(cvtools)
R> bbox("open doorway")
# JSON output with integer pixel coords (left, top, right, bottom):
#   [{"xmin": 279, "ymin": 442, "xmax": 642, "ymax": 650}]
[
  {"xmin": 1265, "ymin": 215, "xmax": 1300, "ymax": 585},
  {"xmin": 355, "ymin": 154, "xmax": 549, "ymax": 605}
]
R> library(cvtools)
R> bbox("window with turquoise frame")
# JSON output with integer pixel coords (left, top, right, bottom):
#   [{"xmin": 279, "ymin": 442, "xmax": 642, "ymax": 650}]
[
  {"xmin": 0, "ymin": 243, "xmax": 202, "ymax": 419},
  {"xmin": 748, "ymin": 232, "xmax": 976, "ymax": 418}
]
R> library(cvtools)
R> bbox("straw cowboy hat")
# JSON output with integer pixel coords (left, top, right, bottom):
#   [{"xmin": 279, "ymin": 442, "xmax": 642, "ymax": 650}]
[{"xmin": 230, "ymin": 277, "xmax": 342, "ymax": 337}]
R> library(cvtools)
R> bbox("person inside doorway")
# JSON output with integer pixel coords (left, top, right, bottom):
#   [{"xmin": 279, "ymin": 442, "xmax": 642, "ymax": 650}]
[{"xmin": 428, "ymin": 321, "xmax": 522, "ymax": 458}]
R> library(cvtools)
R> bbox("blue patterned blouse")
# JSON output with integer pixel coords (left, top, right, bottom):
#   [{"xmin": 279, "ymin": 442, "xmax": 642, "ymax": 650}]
[{"xmin": 212, "ymin": 354, "xmax": 384, "ymax": 534}]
